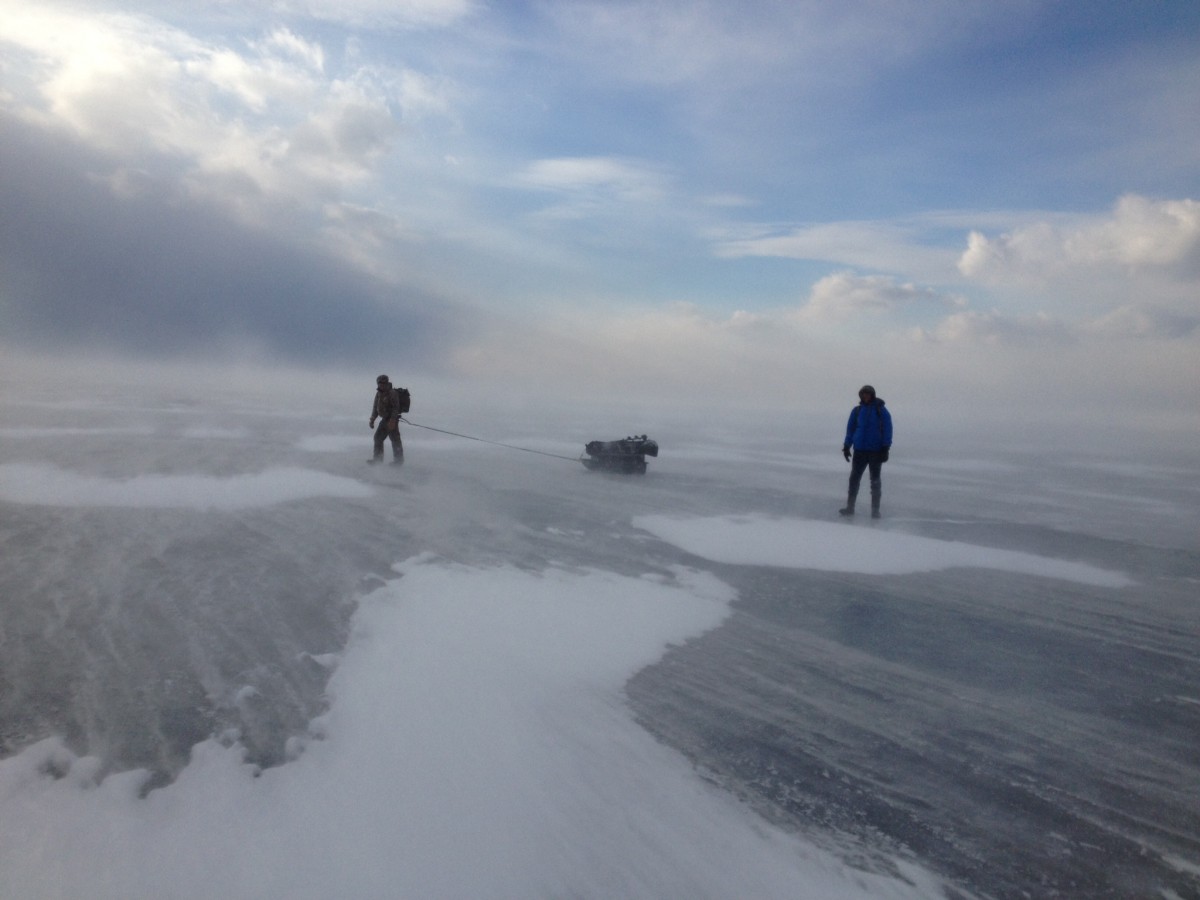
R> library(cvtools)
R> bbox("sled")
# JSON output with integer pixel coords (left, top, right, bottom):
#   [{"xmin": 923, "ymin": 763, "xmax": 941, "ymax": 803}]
[{"xmin": 580, "ymin": 435, "xmax": 658, "ymax": 474}]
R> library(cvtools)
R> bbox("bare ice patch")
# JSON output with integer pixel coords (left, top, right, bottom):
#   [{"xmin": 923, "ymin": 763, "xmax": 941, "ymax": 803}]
[
  {"xmin": 0, "ymin": 464, "xmax": 372, "ymax": 509},
  {"xmin": 634, "ymin": 514, "xmax": 1132, "ymax": 588}
]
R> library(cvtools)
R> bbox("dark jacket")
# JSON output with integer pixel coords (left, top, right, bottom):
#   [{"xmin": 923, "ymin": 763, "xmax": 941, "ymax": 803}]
[
  {"xmin": 372, "ymin": 385, "xmax": 401, "ymax": 421},
  {"xmin": 845, "ymin": 398, "xmax": 892, "ymax": 452}
]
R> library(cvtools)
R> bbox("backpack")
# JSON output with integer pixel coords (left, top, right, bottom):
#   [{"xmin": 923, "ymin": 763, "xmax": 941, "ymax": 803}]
[{"xmin": 396, "ymin": 387, "xmax": 411, "ymax": 414}]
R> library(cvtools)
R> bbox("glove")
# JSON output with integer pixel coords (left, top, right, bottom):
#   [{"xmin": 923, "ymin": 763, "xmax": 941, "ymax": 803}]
[
  {"xmin": 842, "ymin": 444, "xmax": 851, "ymax": 462},
  {"xmin": 369, "ymin": 418, "xmax": 376, "ymax": 429},
  {"xmin": 880, "ymin": 447, "xmax": 890, "ymax": 462}
]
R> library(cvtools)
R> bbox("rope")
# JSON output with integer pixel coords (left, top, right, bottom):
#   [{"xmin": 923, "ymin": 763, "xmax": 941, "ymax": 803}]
[{"xmin": 399, "ymin": 417, "xmax": 581, "ymax": 462}]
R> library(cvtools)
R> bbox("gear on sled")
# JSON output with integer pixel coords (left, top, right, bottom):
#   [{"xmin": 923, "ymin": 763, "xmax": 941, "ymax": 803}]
[{"xmin": 580, "ymin": 435, "xmax": 658, "ymax": 474}]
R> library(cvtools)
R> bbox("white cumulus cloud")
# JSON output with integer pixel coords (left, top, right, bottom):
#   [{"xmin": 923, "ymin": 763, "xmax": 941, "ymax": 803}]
[
  {"xmin": 959, "ymin": 194, "xmax": 1200, "ymax": 282},
  {"xmin": 0, "ymin": 1, "xmax": 424, "ymax": 223}
]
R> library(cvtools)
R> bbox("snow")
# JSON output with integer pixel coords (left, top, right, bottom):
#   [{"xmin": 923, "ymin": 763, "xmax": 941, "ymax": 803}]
[
  {"xmin": 633, "ymin": 513, "xmax": 1133, "ymax": 587},
  {"xmin": 0, "ymin": 463, "xmax": 372, "ymax": 509},
  {"xmin": 0, "ymin": 375, "xmax": 1195, "ymax": 899},
  {"xmin": 0, "ymin": 556, "xmax": 943, "ymax": 900},
  {"xmin": 297, "ymin": 434, "xmax": 364, "ymax": 453}
]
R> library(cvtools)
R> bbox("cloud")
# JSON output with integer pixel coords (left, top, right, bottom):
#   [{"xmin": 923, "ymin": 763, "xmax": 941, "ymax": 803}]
[
  {"xmin": 512, "ymin": 156, "xmax": 670, "ymax": 219},
  {"xmin": 948, "ymin": 195, "xmax": 1200, "ymax": 345},
  {"xmin": 438, "ymin": 287, "xmax": 1197, "ymax": 437},
  {"xmin": 0, "ymin": 112, "xmax": 464, "ymax": 365},
  {"xmin": 447, "ymin": 283, "xmax": 979, "ymax": 411},
  {"xmin": 0, "ymin": 1, "xmax": 478, "ymax": 364},
  {"xmin": 958, "ymin": 195, "xmax": 1200, "ymax": 283},
  {"xmin": 2, "ymin": 5, "xmax": 207, "ymax": 147},
  {"xmin": 541, "ymin": 1, "xmax": 792, "ymax": 87},
  {"xmin": 794, "ymin": 272, "xmax": 965, "ymax": 325},
  {"xmin": 448, "ymin": 300, "xmax": 831, "ymax": 409},
  {"xmin": 713, "ymin": 220, "xmax": 961, "ymax": 283},
  {"xmin": 540, "ymin": 0, "xmax": 1008, "ymax": 91},
  {"xmin": 272, "ymin": 0, "xmax": 477, "ymax": 29},
  {"xmin": 1, "ymin": 0, "xmax": 1196, "ymax": 437},
  {"xmin": 716, "ymin": 199, "xmax": 1200, "ymax": 340},
  {"xmin": 0, "ymin": 3, "xmax": 422, "ymax": 220},
  {"xmin": 912, "ymin": 310, "xmax": 1073, "ymax": 345},
  {"xmin": 1084, "ymin": 305, "xmax": 1200, "ymax": 341},
  {"xmin": 192, "ymin": 29, "xmax": 327, "ymax": 114},
  {"xmin": 909, "ymin": 303, "xmax": 1200, "ymax": 345}
]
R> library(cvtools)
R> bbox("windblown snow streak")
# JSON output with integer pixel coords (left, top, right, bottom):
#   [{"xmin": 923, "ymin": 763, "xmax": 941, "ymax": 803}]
[{"xmin": 0, "ymin": 464, "xmax": 372, "ymax": 508}]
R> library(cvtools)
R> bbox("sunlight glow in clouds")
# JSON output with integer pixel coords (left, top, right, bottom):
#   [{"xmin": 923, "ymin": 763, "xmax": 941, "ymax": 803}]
[{"xmin": 0, "ymin": 4, "xmax": 406, "ymax": 213}]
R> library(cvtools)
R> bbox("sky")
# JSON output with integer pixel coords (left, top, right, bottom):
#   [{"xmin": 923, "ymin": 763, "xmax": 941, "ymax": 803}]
[{"xmin": 2, "ymin": 0, "xmax": 1199, "ymax": 435}]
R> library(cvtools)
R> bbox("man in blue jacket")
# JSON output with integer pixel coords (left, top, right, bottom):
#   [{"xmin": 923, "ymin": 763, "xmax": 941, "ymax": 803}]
[{"xmin": 840, "ymin": 385, "xmax": 893, "ymax": 519}]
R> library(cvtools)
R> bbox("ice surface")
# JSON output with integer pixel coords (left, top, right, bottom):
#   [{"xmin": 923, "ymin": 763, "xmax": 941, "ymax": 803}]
[
  {"xmin": 0, "ymin": 558, "xmax": 942, "ymax": 900},
  {"xmin": 1, "ymin": 371, "xmax": 1198, "ymax": 899}
]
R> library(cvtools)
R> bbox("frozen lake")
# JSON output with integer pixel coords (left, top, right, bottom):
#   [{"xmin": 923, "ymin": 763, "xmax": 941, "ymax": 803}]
[{"xmin": 1, "ymin": 377, "xmax": 1197, "ymax": 898}]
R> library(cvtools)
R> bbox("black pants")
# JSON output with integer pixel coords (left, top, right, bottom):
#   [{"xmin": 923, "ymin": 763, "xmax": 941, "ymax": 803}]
[
  {"xmin": 373, "ymin": 419, "xmax": 404, "ymax": 461},
  {"xmin": 847, "ymin": 450, "xmax": 884, "ymax": 510}
]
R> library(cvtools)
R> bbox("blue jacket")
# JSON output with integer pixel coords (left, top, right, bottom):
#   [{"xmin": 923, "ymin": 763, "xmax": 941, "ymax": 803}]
[{"xmin": 845, "ymin": 399, "xmax": 892, "ymax": 452}]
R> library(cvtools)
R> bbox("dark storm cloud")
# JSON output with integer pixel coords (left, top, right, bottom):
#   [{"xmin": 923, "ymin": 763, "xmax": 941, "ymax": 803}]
[{"xmin": 0, "ymin": 113, "xmax": 465, "ymax": 367}]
